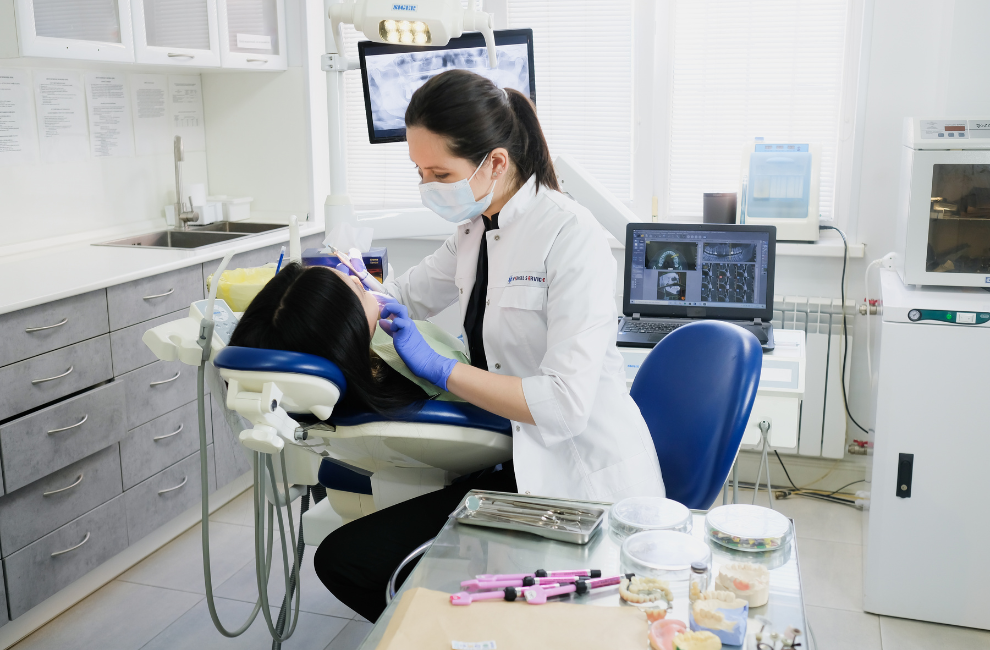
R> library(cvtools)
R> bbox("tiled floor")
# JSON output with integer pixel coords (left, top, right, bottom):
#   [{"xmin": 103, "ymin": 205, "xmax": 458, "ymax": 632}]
[{"xmin": 12, "ymin": 489, "xmax": 990, "ymax": 649}]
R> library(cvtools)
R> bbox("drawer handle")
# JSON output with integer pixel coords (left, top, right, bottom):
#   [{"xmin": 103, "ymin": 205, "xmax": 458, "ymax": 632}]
[
  {"xmin": 149, "ymin": 371, "xmax": 181, "ymax": 387},
  {"xmin": 142, "ymin": 288, "xmax": 175, "ymax": 300},
  {"xmin": 153, "ymin": 423, "xmax": 184, "ymax": 441},
  {"xmin": 247, "ymin": 58, "xmax": 268, "ymax": 63},
  {"xmin": 51, "ymin": 532, "xmax": 91, "ymax": 557},
  {"xmin": 25, "ymin": 317, "xmax": 68, "ymax": 333},
  {"xmin": 43, "ymin": 473, "xmax": 84, "ymax": 497},
  {"xmin": 48, "ymin": 414, "xmax": 89, "ymax": 434},
  {"xmin": 167, "ymin": 52, "xmax": 195, "ymax": 58},
  {"xmin": 158, "ymin": 476, "xmax": 188, "ymax": 495},
  {"xmin": 32, "ymin": 366, "xmax": 74, "ymax": 385}
]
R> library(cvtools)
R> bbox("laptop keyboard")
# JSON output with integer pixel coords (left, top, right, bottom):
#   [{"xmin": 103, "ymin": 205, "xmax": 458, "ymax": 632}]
[{"xmin": 621, "ymin": 321, "xmax": 683, "ymax": 335}]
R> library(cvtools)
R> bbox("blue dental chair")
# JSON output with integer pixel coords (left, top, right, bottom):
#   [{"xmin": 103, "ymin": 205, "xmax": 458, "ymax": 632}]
[
  {"xmin": 629, "ymin": 320, "xmax": 763, "ymax": 509},
  {"xmin": 213, "ymin": 346, "xmax": 513, "ymax": 545}
]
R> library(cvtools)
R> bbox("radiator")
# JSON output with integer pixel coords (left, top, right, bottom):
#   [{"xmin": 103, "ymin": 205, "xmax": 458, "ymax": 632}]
[{"xmin": 772, "ymin": 295, "xmax": 855, "ymax": 459}]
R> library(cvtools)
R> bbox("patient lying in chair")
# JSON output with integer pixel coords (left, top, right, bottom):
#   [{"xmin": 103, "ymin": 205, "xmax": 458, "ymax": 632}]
[{"xmin": 228, "ymin": 262, "xmax": 466, "ymax": 414}]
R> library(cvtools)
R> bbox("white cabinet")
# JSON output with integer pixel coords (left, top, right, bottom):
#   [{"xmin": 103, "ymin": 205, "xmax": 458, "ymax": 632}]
[
  {"xmin": 216, "ymin": 0, "xmax": 286, "ymax": 70},
  {"xmin": 13, "ymin": 0, "xmax": 135, "ymax": 62},
  {"xmin": 132, "ymin": 0, "xmax": 221, "ymax": 67}
]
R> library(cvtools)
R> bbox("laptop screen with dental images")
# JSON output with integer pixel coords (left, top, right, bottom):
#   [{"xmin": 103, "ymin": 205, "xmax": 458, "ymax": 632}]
[{"xmin": 625, "ymin": 225, "xmax": 774, "ymax": 318}]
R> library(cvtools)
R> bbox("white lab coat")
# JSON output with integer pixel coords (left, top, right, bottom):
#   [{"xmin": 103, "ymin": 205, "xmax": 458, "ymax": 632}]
[{"xmin": 384, "ymin": 175, "xmax": 664, "ymax": 502}]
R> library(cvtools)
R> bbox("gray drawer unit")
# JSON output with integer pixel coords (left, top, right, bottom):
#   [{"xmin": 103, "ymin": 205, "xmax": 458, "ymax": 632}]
[
  {"xmin": 106, "ymin": 265, "xmax": 203, "ymax": 331},
  {"xmin": 123, "ymin": 446, "xmax": 214, "ymax": 544},
  {"xmin": 0, "ymin": 570, "xmax": 7, "ymax": 627},
  {"xmin": 120, "ymin": 398, "xmax": 213, "ymax": 490},
  {"xmin": 120, "ymin": 359, "xmax": 202, "ymax": 430},
  {"xmin": 5, "ymin": 495, "xmax": 128, "ymax": 619},
  {"xmin": 109, "ymin": 308, "xmax": 188, "ymax": 377},
  {"xmin": 211, "ymin": 396, "xmax": 253, "ymax": 489},
  {"xmin": 0, "ymin": 381, "xmax": 126, "ymax": 492},
  {"xmin": 0, "ymin": 335, "xmax": 113, "ymax": 423},
  {"xmin": 0, "ymin": 445, "xmax": 123, "ymax": 556},
  {"xmin": 0, "ymin": 290, "xmax": 109, "ymax": 368}
]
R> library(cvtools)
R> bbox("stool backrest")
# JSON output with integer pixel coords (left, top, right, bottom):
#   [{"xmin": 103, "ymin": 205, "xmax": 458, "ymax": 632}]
[{"xmin": 629, "ymin": 321, "xmax": 762, "ymax": 509}]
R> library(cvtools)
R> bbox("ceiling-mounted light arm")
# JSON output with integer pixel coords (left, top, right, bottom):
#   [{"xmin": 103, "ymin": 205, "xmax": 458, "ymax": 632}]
[{"xmin": 327, "ymin": 0, "xmax": 497, "ymax": 70}]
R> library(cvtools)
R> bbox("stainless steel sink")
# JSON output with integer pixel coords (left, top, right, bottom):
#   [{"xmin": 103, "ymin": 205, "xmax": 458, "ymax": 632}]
[
  {"xmin": 95, "ymin": 230, "xmax": 247, "ymax": 250},
  {"xmin": 190, "ymin": 222, "xmax": 287, "ymax": 234}
]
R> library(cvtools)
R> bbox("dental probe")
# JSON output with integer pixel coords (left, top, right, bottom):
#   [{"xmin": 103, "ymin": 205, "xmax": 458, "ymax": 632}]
[{"xmin": 327, "ymin": 245, "xmax": 386, "ymax": 293}]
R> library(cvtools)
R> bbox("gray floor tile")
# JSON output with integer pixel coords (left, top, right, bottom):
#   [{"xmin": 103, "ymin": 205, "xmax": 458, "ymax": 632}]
[
  {"xmin": 209, "ymin": 489, "xmax": 254, "ymax": 527},
  {"xmin": 806, "ymin": 605, "xmax": 881, "ymax": 650},
  {"xmin": 13, "ymin": 581, "xmax": 201, "ymax": 650},
  {"xmin": 796, "ymin": 537, "xmax": 863, "ymax": 612},
  {"xmin": 214, "ymin": 534, "xmax": 356, "ymax": 619},
  {"xmin": 773, "ymin": 495, "xmax": 863, "ymax": 545},
  {"xmin": 325, "ymin": 619, "xmax": 373, "ymax": 650},
  {"xmin": 879, "ymin": 615, "xmax": 990, "ymax": 650},
  {"xmin": 140, "ymin": 596, "xmax": 349, "ymax": 650},
  {"xmin": 119, "ymin": 520, "xmax": 256, "ymax": 594}
]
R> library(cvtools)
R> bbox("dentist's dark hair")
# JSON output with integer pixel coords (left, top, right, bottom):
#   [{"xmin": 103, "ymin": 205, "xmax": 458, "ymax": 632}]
[
  {"xmin": 228, "ymin": 263, "xmax": 426, "ymax": 416},
  {"xmin": 405, "ymin": 69, "xmax": 560, "ymax": 194}
]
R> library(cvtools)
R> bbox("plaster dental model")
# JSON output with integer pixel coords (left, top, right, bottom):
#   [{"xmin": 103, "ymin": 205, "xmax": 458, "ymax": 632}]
[
  {"xmin": 715, "ymin": 562, "xmax": 771, "ymax": 607},
  {"xmin": 690, "ymin": 591, "xmax": 749, "ymax": 646},
  {"xmin": 619, "ymin": 576, "xmax": 674, "ymax": 606},
  {"xmin": 672, "ymin": 630, "xmax": 722, "ymax": 650}
]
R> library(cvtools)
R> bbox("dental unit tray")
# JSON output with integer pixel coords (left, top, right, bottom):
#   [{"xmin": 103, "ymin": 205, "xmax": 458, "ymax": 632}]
[{"xmin": 453, "ymin": 490, "xmax": 607, "ymax": 545}]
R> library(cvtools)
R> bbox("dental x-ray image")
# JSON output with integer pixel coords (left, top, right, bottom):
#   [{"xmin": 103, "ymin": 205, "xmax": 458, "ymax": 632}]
[
  {"xmin": 701, "ymin": 263, "xmax": 756, "ymax": 304},
  {"xmin": 362, "ymin": 41, "xmax": 532, "ymax": 141},
  {"xmin": 645, "ymin": 242, "xmax": 698, "ymax": 271},
  {"xmin": 702, "ymin": 242, "xmax": 756, "ymax": 264},
  {"xmin": 658, "ymin": 272, "xmax": 688, "ymax": 301}
]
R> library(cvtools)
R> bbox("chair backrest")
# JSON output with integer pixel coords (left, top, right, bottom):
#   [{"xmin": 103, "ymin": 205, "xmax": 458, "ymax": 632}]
[
  {"xmin": 214, "ymin": 346, "xmax": 348, "ymax": 396},
  {"xmin": 629, "ymin": 321, "xmax": 762, "ymax": 509}
]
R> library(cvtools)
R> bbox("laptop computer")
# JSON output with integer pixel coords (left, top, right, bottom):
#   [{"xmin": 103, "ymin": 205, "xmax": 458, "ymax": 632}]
[{"xmin": 617, "ymin": 223, "xmax": 777, "ymax": 351}]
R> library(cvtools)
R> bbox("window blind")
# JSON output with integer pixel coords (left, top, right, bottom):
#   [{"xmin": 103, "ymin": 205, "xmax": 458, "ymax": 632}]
[
  {"xmin": 667, "ymin": 0, "xmax": 849, "ymax": 220},
  {"xmin": 340, "ymin": 0, "xmax": 635, "ymax": 209}
]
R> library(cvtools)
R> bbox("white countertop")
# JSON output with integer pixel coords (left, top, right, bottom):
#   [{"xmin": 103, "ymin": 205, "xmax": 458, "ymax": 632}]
[{"xmin": 0, "ymin": 217, "xmax": 326, "ymax": 316}]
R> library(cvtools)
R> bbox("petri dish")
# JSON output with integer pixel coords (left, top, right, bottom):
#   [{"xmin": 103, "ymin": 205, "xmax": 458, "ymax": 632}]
[
  {"xmin": 620, "ymin": 530, "xmax": 712, "ymax": 581},
  {"xmin": 609, "ymin": 497, "xmax": 692, "ymax": 543},
  {"xmin": 705, "ymin": 504, "xmax": 792, "ymax": 552}
]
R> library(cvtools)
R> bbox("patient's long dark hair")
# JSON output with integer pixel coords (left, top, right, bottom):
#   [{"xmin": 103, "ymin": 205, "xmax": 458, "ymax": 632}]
[{"xmin": 228, "ymin": 263, "xmax": 427, "ymax": 416}]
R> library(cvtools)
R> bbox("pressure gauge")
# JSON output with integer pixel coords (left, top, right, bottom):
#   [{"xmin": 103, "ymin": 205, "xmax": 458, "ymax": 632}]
[{"xmin": 908, "ymin": 309, "xmax": 921, "ymax": 321}]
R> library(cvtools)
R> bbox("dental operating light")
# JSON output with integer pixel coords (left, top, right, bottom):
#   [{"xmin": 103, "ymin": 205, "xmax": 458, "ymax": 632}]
[{"xmin": 328, "ymin": 0, "xmax": 498, "ymax": 68}]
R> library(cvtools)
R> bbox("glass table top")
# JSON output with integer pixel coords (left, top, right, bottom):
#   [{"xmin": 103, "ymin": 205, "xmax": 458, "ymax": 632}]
[{"xmin": 358, "ymin": 498, "xmax": 806, "ymax": 649}]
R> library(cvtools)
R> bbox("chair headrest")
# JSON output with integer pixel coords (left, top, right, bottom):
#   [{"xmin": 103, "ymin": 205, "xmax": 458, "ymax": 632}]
[{"xmin": 214, "ymin": 346, "xmax": 348, "ymax": 396}]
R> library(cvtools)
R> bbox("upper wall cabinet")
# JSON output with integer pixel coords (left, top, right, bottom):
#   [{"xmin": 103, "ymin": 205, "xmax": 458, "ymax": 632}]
[
  {"xmin": 132, "ymin": 0, "xmax": 221, "ymax": 67},
  {"xmin": 216, "ymin": 0, "xmax": 286, "ymax": 70},
  {"xmin": 14, "ymin": 0, "xmax": 136, "ymax": 62}
]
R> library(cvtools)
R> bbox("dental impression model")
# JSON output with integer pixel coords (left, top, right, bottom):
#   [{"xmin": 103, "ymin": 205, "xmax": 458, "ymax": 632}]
[
  {"xmin": 649, "ymin": 619, "xmax": 687, "ymax": 650},
  {"xmin": 619, "ymin": 576, "xmax": 674, "ymax": 606},
  {"xmin": 672, "ymin": 630, "xmax": 722, "ymax": 650},
  {"xmin": 715, "ymin": 562, "xmax": 770, "ymax": 607},
  {"xmin": 692, "ymin": 591, "xmax": 748, "ymax": 631}
]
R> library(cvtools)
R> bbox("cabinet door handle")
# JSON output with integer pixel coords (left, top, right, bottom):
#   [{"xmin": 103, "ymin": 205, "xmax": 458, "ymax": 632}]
[
  {"xmin": 51, "ymin": 532, "xmax": 91, "ymax": 557},
  {"xmin": 48, "ymin": 414, "xmax": 89, "ymax": 434},
  {"xmin": 32, "ymin": 366, "xmax": 74, "ymax": 384},
  {"xmin": 153, "ymin": 423, "xmax": 183, "ymax": 441},
  {"xmin": 25, "ymin": 317, "xmax": 68, "ymax": 333},
  {"xmin": 142, "ymin": 288, "xmax": 174, "ymax": 300},
  {"xmin": 167, "ymin": 52, "xmax": 195, "ymax": 58},
  {"xmin": 43, "ymin": 473, "xmax": 84, "ymax": 497},
  {"xmin": 247, "ymin": 58, "xmax": 268, "ymax": 63},
  {"xmin": 149, "ymin": 371, "xmax": 181, "ymax": 387},
  {"xmin": 158, "ymin": 476, "xmax": 188, "ymax": 494}
]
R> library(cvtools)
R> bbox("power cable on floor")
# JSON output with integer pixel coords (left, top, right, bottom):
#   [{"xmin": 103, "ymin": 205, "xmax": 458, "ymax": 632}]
[{"xmin": 818, "ymin": 225, "xmax": 871, "ymax": 435}]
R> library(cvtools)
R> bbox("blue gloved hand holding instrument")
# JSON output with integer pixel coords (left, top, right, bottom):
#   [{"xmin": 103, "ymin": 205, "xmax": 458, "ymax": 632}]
[
  {"xmin": 330, "ymin": 245, "xmax": 386, "ymax": 293},
  {"xmin": 379, "ymin": 302, "xmax": 458, "ymax": 391}
]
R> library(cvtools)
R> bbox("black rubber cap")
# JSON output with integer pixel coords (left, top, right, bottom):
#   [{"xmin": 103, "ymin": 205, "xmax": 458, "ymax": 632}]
[
  {"xmin": 522, "ymin": 576, "xmax": 535, "ymax": 586},
  {"xmin": 590, "ymin": 569, "xmax": 602, "ymax": 578},
  {"xmin": 504, "ymin": 587, "xmax": 517, "ymax": 601},
  {"xmin": 575, "ymin": 579, "xmax": 589, "ymax": 595},
  {"xmin": 625, "ymin": 573, "xmax": 636, "ymax": 580},
  {"xmin": 535, "ymin": 569, "xmax": 548, "ymax": 578}
]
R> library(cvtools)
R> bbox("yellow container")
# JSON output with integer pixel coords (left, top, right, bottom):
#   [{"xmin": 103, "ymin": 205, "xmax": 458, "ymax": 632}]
[{"xmin": 206, "ymin": 266, "xmax": 276, "ymax": 312}]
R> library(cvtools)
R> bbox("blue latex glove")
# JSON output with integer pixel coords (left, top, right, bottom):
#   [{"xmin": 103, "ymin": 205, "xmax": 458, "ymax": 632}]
[{"xmin": 379, "ymin": 303, "xmax": 458, "ymax": 391}]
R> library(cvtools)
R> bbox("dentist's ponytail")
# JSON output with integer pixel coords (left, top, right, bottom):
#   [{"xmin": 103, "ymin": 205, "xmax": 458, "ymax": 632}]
[{"xmin": 405, "ymin": 69, "xmax": 560, "ymax": 194}]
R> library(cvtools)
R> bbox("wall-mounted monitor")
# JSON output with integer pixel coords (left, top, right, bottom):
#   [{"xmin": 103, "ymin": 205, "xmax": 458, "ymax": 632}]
[{"xmin": 358, "ymin": 28, "xmax": 535, "ymax": 144}]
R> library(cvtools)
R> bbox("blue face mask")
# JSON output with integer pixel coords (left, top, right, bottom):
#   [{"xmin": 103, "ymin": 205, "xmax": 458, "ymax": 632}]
[{"xmin": 419, "ymin": 154, "xmax": 497, "ymax": 223}]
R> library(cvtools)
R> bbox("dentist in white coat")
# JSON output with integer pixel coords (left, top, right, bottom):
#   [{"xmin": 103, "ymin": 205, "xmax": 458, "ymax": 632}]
[{"xmin": 316, "ymin": 69, "xmax": 662, "ymax": 621}]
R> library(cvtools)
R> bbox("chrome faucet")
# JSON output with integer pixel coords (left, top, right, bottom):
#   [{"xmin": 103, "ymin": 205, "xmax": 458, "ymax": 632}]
[{"xmin": 173, "ymin": 136, "xmax": 199, "ymax": 231}]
